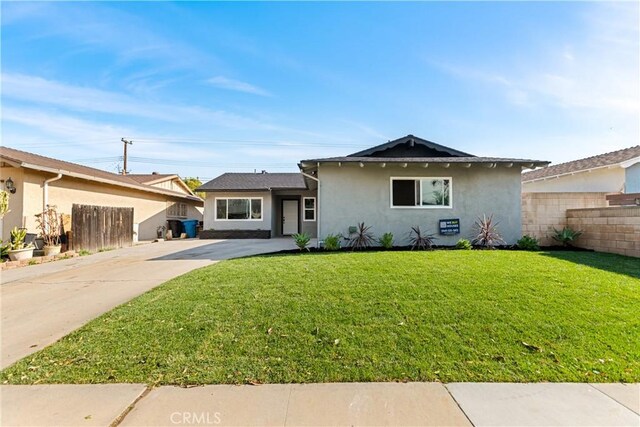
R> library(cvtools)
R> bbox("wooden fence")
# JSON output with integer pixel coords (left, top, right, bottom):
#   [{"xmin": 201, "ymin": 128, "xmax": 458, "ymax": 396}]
[{"xmin": 71, "ymin": 204, "xmax": 134, "ymax": 252}]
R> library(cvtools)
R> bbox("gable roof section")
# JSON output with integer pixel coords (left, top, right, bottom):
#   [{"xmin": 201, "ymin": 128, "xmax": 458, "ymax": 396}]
[
  {"xmin": 522, "ymin": 146, "xmax": 640, "ymax": 182},
  {"xmin": 301, "ymin": 134, "xmax": 548, "ymax": 168},
  {"xmin": 127, "ymin": 173, "xmax": 177, "ymax": 185},
  {"xmin": 348, "ymin": 134, "xmax": 474, "ymax": 158},
  {"xmin": 197, "ymin": 173, "xmax": 307, "ymax": 192},
  {"xmin": 0, "ymin": 146, "xmax": 202, "ymax": 203},
  {"xmin": 127, "ymin": 173, "xmax": 195, "ymax": 196}
]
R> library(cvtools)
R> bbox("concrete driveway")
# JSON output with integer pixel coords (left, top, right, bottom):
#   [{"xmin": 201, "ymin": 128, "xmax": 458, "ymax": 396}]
[{"xmin": 1, "ymin": 238, "xmax": 297, "ymax": 369}]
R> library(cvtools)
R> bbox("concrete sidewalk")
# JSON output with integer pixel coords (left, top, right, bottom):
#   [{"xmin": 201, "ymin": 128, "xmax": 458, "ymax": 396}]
[
  {"xmin": 1, "ymin": 238, "xmax": 297, "ymax": 369},
  {"xmin": 1, "ymin": 382, "xmax": 638, "ymax": 427}
]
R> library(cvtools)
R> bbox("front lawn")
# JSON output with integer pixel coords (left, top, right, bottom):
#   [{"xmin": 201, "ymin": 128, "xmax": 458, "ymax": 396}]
[{"xmin": 2, "ymin": 251, "xmax": 638, "ymax": 385}]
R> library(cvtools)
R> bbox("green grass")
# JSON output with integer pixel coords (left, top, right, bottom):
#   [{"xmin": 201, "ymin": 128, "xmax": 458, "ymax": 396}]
[{"xmin": 2, "ymin": 251, "xmax": 638, "ymax": 385}]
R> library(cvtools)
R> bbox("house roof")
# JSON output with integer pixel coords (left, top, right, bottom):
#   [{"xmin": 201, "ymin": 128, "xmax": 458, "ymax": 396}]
[
  {"xmin": 0, "ymin": 146, "xmax": 203, "ymax": 203},
  {"xmin": 300, "ymin": 156, "xmax": 545, "ymax": 165},
  {"xmin": 522, "ymin": 145, "xmax": 640, "ymax": 182},
  {"xmin": 197, "ymin": 172, "xmax": 307, "ymax": 192},
  {"xmin": 348, "ymin": 134, "xmax": 475, "ymax": 157},
  {"xmin": 301, "ymin": 134, "xmax": 548, "ymax": 168},
  {"xmin": 126, "ymin": 173, "xmax": 178, "ymax": 185}
]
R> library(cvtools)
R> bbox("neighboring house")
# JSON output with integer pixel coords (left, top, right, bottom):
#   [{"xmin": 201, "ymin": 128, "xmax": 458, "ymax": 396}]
[
  {"xmin": 0, "ymin": 147, "xmax": 203, "ymax": 241},
  {"xmin": 521, "ymin": 146, "xmax": 640, "ymax": 246},
  {"xmin": 522, "ymin": 146, "xmax": 640, "ymax": 193},
  {"xmin": 198, "ymin": 135, "xmax": 548, "ymax": 244},
  {"xmin": 197, "ymin": 172, "xmax": 316, "ymax": 239}
]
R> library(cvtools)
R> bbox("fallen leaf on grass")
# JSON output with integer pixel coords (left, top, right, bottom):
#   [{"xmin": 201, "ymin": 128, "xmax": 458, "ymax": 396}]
[{"xmin": 521, "ymin": 341, "xmax": 541, "ymax": 352}]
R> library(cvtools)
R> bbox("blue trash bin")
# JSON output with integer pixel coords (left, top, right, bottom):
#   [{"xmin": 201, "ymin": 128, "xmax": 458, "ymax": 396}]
[{"xmin": 181, "ymin": 219, "xmax": 198, "ymax": 238}]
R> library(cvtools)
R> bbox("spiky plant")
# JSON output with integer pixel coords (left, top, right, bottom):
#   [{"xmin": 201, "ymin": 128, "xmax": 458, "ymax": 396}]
[
  {"xmin": 378, "ymin": 232, "xmax": 394, "ymax": 249},
  {"xmin": 408, "ymin": 226, "xmax": 436, "ymax": 250},
  {"xmin": 347, "ymin": 222, "xmax": 375, "ymax": 250},
  {"xmin": 551, "ymin": 227, "xmax": 582, "ymax": 247},
  {"xmin": 292, "ymin": 232, "xmax": 311, "ymax": 251},
  {"xmin": 472, "ymin": 214, "xmax": 505, "ymax": 248}
]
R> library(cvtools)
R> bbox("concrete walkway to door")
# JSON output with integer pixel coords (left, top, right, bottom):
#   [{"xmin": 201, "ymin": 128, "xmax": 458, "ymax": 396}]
[{"xmin": 1, "ymin": 238, "xmax": 297, "ymax": 369}]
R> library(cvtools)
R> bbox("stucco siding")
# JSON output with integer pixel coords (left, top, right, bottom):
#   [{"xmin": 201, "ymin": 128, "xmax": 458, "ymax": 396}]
[
  {"xmin": 2, "ymin": 169, "xmax": 202, "ymax": 241},
  {"xmin": 523, "ymin": 167, "xmax": 625, "ymax": 193},
  {"xmin": 625, "ymin": 163, "xmax": 640, "ymax": 193},
  {"xmin": 272, "ymin": 190, "xmax": 318, "ymax": 237},
  {"xmin": 318, "ymin": 164, "xmax": 522, "ymax": 245},
  {"xmin": 203, "ymin": 191, "xmax": 272, "ymax": 231},
  {"xmin": 0, "ymin": 167, "xmax": 25, "ymax": 241}
]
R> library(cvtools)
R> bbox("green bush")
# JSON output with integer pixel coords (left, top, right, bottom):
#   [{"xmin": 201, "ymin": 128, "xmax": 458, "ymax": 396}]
[
  {"xmin": 455, "ymin": 239, "xmax": 472, "ymax": 250},
  {"xmin": 323, "ymin": 234, "xmax": 342, "ymax": 251},
  {"xmin": 552, "ymin": 227, "xmax": 583, "ymax": 247},
  {"xmin": 378, "ymin": 232, "xmax": 394, "ymax": 249},
  {"xmin": 517, "ymin": 235, "xmax": 540, "ymax": 251},
  {"xmin": 292, "ymin": 233, "xmax": 311, "ymax": 251}
]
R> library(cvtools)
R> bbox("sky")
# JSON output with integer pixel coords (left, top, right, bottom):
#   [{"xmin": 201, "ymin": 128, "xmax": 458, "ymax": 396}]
[{"xmin": 1, "ymin": 1, "xmax": 639, "ymax": 180}]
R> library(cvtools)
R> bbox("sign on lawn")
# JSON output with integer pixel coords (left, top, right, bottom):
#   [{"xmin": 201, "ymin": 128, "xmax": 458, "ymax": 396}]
[{"xmin": 439, "ymin": 218, "xmax": 460, "ymax": 235}]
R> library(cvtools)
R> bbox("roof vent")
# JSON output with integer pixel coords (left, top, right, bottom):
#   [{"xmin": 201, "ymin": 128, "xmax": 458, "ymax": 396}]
[
  {"xmin": 152, "ymin": 171, "xmax": 159, "ymax": 175},
  {"xmin": 261, "ymin": 170, "xmax": 267, "ymax": 174}
]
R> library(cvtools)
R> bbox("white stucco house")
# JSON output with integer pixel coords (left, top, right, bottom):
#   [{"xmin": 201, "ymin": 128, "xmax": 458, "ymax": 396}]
[
  {"xmin": 197, "ymin": 135, "xmax": 548, "ymax": 245},
  {"xmin": 522, "ymin": 146, "xmax": 640, "ymax": 193}
]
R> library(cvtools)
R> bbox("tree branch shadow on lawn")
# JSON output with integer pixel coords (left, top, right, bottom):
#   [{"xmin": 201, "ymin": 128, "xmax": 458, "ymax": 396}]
[{"xmin": 540, "ymin": 251, "xmax": 640, "ymax": 279}]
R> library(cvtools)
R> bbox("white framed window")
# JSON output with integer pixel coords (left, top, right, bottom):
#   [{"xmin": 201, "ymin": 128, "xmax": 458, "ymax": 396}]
[
  {"xmin": 167, "ymin": 202, "xmax": 187, "ymax": 218},
  {"xmin": 303, "ymin": 197, "xmax": 316, "ymax": 221},
  {"xmin": 215, "ymin": 197, "xmax": 263, "ymax": 221},
  {"xmin": 390, "ymin": 177, "xmax": 452, "ymax": 208}
]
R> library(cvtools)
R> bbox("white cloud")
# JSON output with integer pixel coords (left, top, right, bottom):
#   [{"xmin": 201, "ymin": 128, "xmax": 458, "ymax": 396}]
[{"xmin": 206, "ymin": 76, "xmax": 272, "ymax": 97}]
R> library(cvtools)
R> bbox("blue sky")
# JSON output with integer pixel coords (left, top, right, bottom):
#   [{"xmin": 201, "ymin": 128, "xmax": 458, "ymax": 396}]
[{"xmin": 2, "ymin": 1, "xmax": 638, "ymax": 180}]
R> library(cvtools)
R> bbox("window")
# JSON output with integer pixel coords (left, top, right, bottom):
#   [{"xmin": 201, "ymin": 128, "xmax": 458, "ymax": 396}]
[
  {"xmin": 303, "ymin": 197, "xmax": 316, "ymax": 221},
  {"xmin": 390, "ymin": 178, "xmax": 452, "ymax": 208},
  {"xmin": 167, "ymin": 202, "xmax": 187, "ymax": 218},
  {"xmin": 215, "ymin": 198, "xmax": 262, "ymax": 220}
]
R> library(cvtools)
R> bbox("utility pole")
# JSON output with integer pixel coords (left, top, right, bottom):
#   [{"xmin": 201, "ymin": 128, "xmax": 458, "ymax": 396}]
[{"xmin": 121, "ymin": 138, "xmax": 133, "ymax": 175}]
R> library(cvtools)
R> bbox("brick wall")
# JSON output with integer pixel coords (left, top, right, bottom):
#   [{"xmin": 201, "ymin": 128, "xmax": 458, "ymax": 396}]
[
  {"xmin": 566, "ymin": 206, "xmax": 640, "ymax": 258},
  {"xmin": 522, "ymin": 192, "xmax": 609, "ymax": 246}
]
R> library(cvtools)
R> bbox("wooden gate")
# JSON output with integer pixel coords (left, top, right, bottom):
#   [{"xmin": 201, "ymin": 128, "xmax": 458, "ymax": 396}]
[{"xmin": 71, "ymin": 204, "xmax": 134, "ymax": 252}]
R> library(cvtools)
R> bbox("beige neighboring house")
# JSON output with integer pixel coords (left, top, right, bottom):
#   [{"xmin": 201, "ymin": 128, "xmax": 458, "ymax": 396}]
[
  {"xmin": 0, "ymin": 146, "xmax": 203, "ymax": 242},
  {"xmin": 521, "ymin": 146, "xmax": 640, "ymax": 246},
  {"xmin": 522, "ymin": 146, "xmax": 640, "ymax": 193}
]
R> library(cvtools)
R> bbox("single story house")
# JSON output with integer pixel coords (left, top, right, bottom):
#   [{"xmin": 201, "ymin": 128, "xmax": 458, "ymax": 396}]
[
  {"xmin": 0, "ymin": 146, "xmax": 203, "ymax": 242},
  {"xmin": 522, "ymin": 145, "xmax": 640, "ymax": 193},
  {"xmin": 198, "ymin": 135, "xmax": 548, "ymax": 245}
]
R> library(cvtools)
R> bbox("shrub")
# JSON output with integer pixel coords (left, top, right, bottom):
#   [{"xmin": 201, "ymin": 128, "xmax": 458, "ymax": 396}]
[
  {"xmin": 323, "ymin": 234, "xmax": 342, "ymax": 251},
  {"xmin": 1, "ymin": 241, "xmax": 10, "ymax": 259},
  {"xmin": 517, "ymin": 235, "xmax": 540, "ymax": 251},
  {"xmin": 347, "ymin": 222, "xmax": 375, "ymax": 250},
  {"xmin": 472, "ymin": 214, "xmax": 505, "ymax": 248},
  {"xmin": 378, "ymin": 232, "xmax": 394, "ymax": 249},
  {"xmin": 552, "ymin": 227, "xmax": 583, "ymax": 247},
  {"xmin": 455, "ymin": 238, "xmax": 472, "ymax": 250},
  {"xmin": 10, "ymin": 227, "xmax": 29, "ymax": 250},
  {"xmin": 292, "ymin": 233, "xmax": 311, "ymax": 251},
  {"xmin": 78, "ymin": 249, "xmax": 92, "ymax": 256},
  {"xmin": 409, "ymin": 226, "xmax": 436, "ymax": 250}
]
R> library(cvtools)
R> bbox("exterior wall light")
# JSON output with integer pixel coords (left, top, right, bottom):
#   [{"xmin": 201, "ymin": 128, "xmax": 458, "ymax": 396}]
[{"xmin": 3, "ymin": 177, "xmax": 16, "ymax": 194}]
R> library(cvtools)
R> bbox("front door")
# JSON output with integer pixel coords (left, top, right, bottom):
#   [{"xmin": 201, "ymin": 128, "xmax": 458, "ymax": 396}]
[{"xmin": 282, "ymin": 200, "xmax": 299, "ymax": 235}]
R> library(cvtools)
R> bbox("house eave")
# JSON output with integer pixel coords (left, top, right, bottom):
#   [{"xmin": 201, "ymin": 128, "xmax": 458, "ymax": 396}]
[{"xmin": 15, "ymin": 161, "xmax": 203, "ymax": 204}]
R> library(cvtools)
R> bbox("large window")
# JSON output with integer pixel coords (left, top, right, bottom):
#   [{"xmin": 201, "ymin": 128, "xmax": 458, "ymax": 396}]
[
  {"xmin": 215, "ymin": 198, "xmax": 262, "ymax": 220},
  {"xmin": 391, "ymin": 178, "xmax": 452, "ymax": 208},
  {"xmin": 167, "ymin": 202, "xmax": 187, "ymax": 218},
  {"xmin": 303, "ymin": 197, "xmax": 316, "ymax": 221}
]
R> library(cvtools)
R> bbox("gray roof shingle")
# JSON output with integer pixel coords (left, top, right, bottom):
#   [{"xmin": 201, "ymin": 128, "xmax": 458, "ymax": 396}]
[
  {"xmin": 197, "ymin": 172, "xmax": 307, "ymax": 192},
  {"xmin": 522, "ymin": 146, "xmax": 640, "ymax": 182}
]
